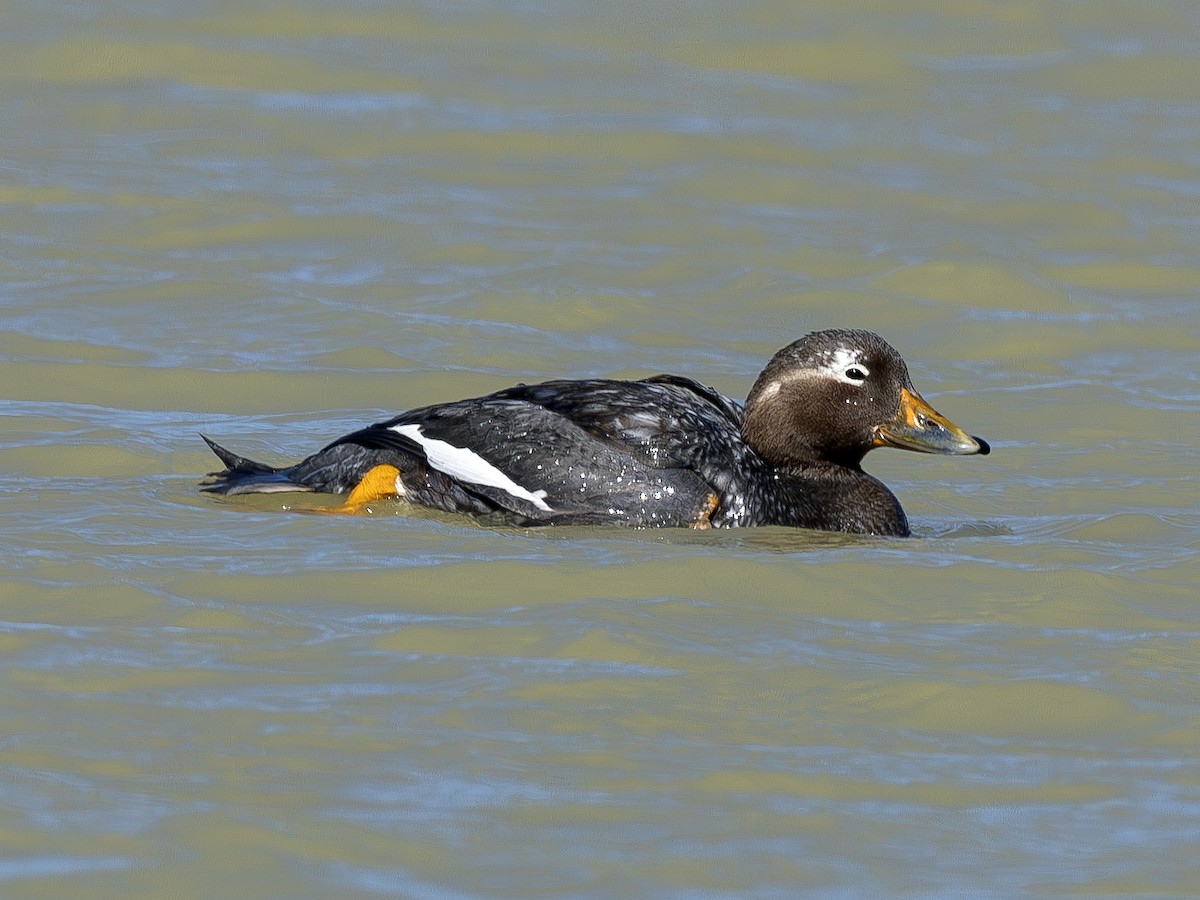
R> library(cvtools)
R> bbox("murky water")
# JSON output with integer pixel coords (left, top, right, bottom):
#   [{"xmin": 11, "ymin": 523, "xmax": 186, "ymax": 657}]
[{"xmin": 3, "ymin": 1, "xmax": 1199, "ymax": 897}]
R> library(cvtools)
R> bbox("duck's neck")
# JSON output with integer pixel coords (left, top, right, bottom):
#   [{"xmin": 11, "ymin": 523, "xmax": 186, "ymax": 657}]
[
  {"xmin": 766, "ymin": 465, "xmax": 910, "ymax": 537},
  {"xmin": 742, "ymin": 389, "xmax": 871, "ymax": 472}
]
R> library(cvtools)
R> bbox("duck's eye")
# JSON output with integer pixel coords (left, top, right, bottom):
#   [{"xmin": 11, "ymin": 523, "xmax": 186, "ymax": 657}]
[{"xmin": 845, "ymin": 366, "xmax": 868, "ymax": 383}]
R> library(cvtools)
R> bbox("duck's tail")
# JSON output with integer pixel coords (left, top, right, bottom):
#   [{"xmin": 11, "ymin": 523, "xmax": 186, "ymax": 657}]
[
  {"xmin": 198, "ymin": 434, "xmax": 315, "ymax": 496},
  {"xmin": 199, "ymin": 433, "xmax": 403, "ymax": 497}
]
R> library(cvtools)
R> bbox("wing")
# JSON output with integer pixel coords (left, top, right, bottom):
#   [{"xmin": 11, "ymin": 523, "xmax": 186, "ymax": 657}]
[
  {"xmin": 488, "ymin": 375, "xmax": 746, "ymax": 467},
  {"xmin": 488, "ymin": 376, "xmax": 765, "ymax": 523},
  {"xmin": 325, "ymin": 377, "xmax": 745, "ymax": 525}
]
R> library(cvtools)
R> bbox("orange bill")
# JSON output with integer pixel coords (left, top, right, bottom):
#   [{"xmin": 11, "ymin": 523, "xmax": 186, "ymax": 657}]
[{"xmin": 874, "ymin": 388, "xmax": 990, "ymax": 456}]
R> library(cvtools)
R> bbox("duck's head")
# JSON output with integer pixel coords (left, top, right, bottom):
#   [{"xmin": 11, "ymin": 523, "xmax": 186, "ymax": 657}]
[{"xmin": 743, "ymin": 329, "xmax": 990, "ymax": 469}]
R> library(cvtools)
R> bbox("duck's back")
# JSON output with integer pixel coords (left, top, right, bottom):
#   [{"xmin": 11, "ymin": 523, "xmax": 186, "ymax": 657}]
[{"xmin": 317, "ymin": 375, "xmax": 752, "ymax": 527}]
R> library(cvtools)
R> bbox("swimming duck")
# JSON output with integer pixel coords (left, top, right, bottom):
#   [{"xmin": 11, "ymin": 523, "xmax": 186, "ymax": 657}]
[{"xmin": 200, "ymin": 329, "xmax": 989, "ymax": 536}]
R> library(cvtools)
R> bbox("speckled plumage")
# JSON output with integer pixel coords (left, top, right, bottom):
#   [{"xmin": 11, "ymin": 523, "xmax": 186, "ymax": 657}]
[{"xmin": 201, "ymin": 330, "xmax": 990, "ymax": 535}]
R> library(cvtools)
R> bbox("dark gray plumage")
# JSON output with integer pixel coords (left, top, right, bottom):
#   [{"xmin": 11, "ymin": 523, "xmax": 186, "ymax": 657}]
[{"xmin": 201, "ymin": 330, "xmax": 990, "ymax": 535}]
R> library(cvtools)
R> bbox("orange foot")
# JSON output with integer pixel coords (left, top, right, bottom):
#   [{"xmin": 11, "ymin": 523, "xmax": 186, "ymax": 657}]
[
  {"xmin": 336, "ymin": 464, "xmax": 402, "ymax": 514},
  {"xmin": 691, "ymin": 492, "xmax": 720, "ymax": 530}
]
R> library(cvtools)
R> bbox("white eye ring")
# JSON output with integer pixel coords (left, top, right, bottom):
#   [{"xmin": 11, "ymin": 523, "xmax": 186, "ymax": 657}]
[
  {"xmin": 824, "ymin": 348, "xmax": 870, "ymax": 385},
  {"xmin": 840, "ymin": 365, "xmax": 869, "ymax": 385}
]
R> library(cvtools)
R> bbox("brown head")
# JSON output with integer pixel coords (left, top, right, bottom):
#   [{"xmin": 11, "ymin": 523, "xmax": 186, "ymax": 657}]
[{"xmin": 742, "ymin": 329, "xmax": 989, "ymax": 470}]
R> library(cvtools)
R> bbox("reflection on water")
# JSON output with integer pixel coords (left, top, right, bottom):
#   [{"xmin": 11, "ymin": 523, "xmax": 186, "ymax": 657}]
[{"xmin": 3, "ymin": 0, "xmax": 1200, "ymax": 897}]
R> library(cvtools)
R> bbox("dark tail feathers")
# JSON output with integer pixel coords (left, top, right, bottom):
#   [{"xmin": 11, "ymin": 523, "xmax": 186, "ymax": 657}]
[{"xmin": 199, "ymin": 434, "xmax": 315, "ymax": 496}]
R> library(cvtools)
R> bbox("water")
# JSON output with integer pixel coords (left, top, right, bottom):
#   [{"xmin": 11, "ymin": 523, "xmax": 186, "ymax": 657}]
[{"xmin": 3, "ymin": 1, "xmax": 1199, "ymax": 897}]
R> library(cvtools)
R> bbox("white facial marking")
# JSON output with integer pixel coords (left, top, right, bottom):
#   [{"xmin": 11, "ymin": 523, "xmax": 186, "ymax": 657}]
[
  {"xmin": 758, "ymin": 380, "xmax": 782, "ymax": 401},
  {"xmin": 819, "ymin": 347, "xmax": 870, "ymax": 385},
  {"xmin": 390, "ymin": 424, "xmax": 553, "ymax": 511}
]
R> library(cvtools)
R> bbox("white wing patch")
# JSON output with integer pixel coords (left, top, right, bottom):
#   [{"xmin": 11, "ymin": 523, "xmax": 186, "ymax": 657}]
[{"xmin": 390, "ymin": 423, "xmax": 553, "ymax": 511}]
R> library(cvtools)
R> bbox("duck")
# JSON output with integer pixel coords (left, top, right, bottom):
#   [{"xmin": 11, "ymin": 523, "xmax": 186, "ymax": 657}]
[{"xmin": 199, "ymin": 329, "xmax": 990, "ymax": 536}]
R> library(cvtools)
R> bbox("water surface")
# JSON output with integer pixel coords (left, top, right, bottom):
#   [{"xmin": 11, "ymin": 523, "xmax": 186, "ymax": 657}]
[{"xmin": 3, "ymin": 1, "xmax": 1199, "ymax": 897}]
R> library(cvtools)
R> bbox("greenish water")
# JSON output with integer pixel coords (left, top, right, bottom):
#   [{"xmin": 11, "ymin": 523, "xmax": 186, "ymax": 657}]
[{"xmin": 2, "ymin": 1, "xmax": 1199, "ymax": 897}]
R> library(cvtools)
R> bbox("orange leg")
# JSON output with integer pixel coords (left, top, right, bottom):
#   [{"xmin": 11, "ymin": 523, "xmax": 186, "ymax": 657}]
[
  {"xmin": 335, "ymin": 464, "xmax": 402, "ymax": 514},
  {"xmin": 691, "ymin": 492, "xmax": 720, "ymax": 530}
]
